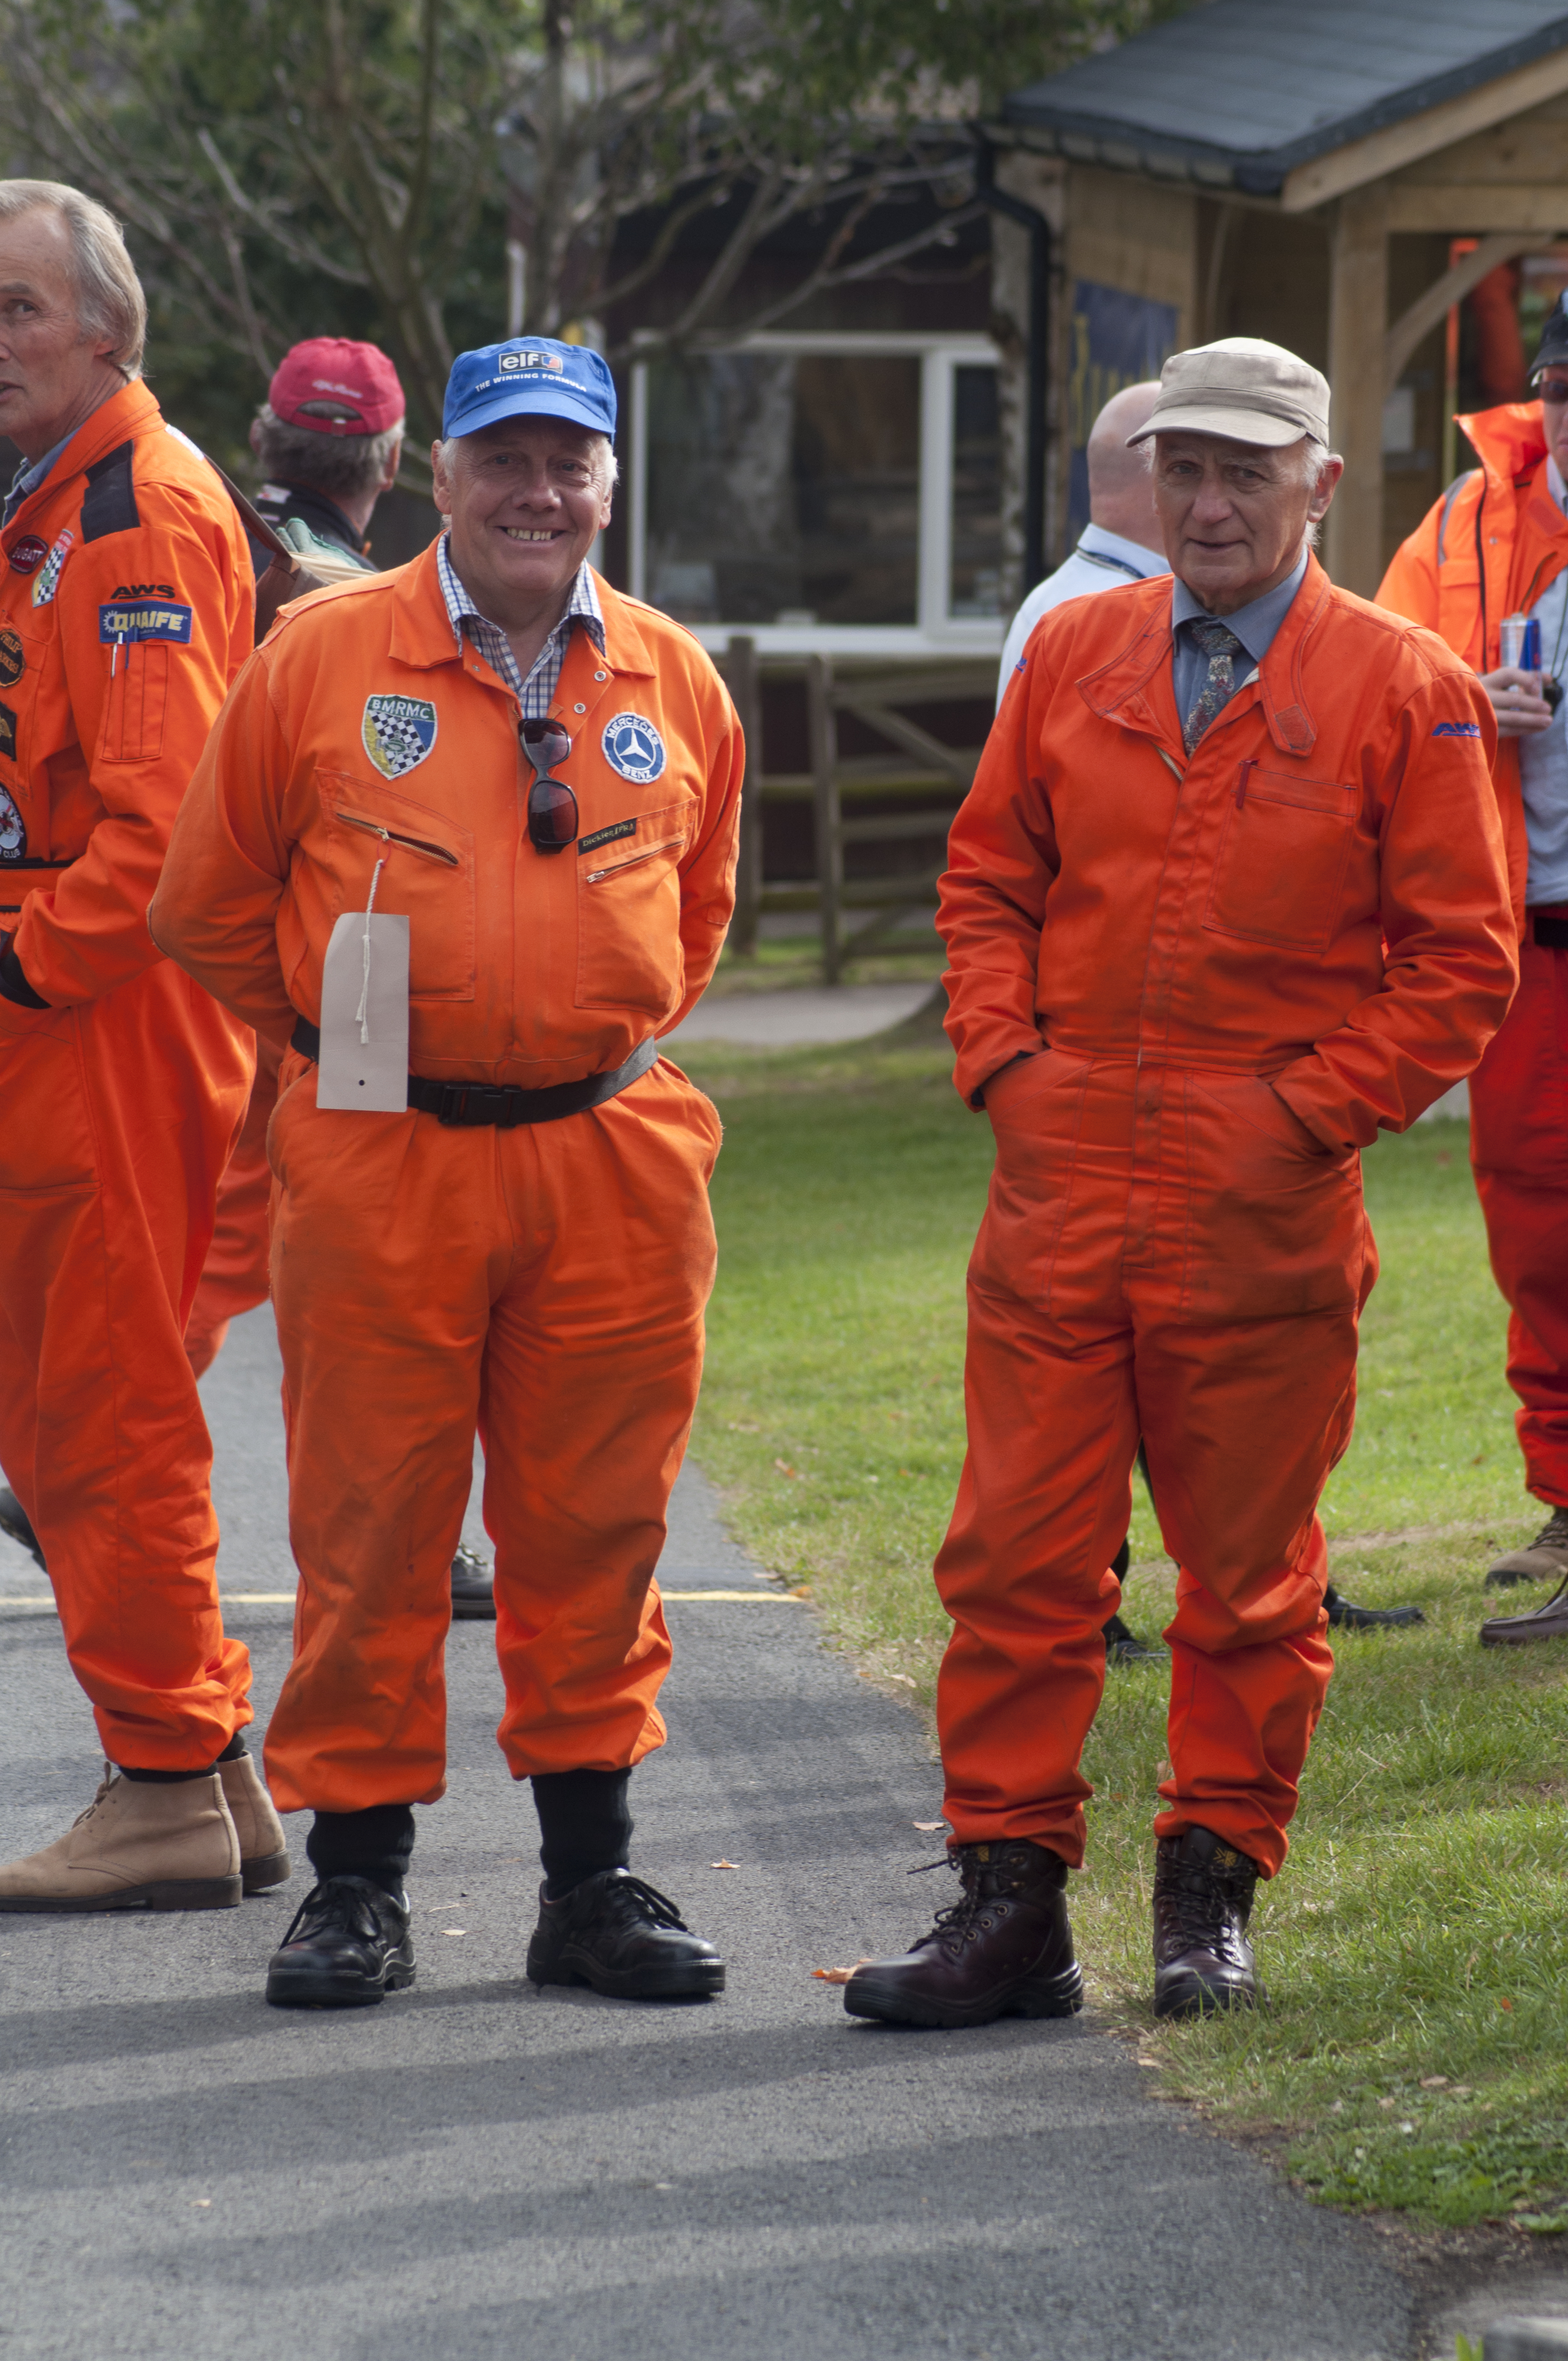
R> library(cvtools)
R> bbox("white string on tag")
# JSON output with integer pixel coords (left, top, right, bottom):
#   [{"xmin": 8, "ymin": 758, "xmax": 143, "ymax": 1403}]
[{"xmin": 355, "ymin": 853, "xmax": 388, "ymax": 1043}]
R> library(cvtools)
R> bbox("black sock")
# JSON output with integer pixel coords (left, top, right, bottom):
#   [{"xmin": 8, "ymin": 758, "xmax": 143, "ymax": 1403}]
[
  {"xmin": 118, "ymin": 1763, "xmax": 219, "ymax": 1784},
  {"xmin": 533, "ymin": 1768, "xmax": 633, "ymax": 1898},
  {"xmin": 306, "ymin": 1804, "xmax": 415, "ymax": 1898},
  {"xmin": 216, "ymin": 1732, "xmax": 248, "ymax": 1763}
]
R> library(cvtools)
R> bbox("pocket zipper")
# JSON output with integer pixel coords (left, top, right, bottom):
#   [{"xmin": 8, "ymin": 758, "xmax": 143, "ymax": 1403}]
[
  {"xmin": 1235, "ymin": 758, "xmax": 1254, "ymax": 810},
  {"xmin": 584, "ymin": 837, "xmax": 683, "ymax": 884},
  {"xmin": 334, "ymin": 807, "xmax": 460, "ymax": 867}
]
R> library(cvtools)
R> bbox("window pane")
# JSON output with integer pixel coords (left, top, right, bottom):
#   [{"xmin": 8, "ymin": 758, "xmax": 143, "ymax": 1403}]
[
  {"xmin": 950, "ymin": 364, "xmax": 1002, "ymax": 618},
  {"xmin": 644, "ymin": 352, "xmax": 920, "ymax": 625}
]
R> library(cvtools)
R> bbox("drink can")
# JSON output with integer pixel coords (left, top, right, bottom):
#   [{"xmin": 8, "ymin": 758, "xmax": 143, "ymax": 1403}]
[
  {"xmin": 1523, "ymin": 616, "xmax": 1543, "ymax": 671},
  {"xmin": 1500, "ymin": 613, "xmax": 1527, "ymax": 667}
]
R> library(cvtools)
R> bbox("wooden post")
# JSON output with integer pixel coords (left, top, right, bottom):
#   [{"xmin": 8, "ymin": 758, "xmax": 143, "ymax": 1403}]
[
  {"xmin": 724, "ymin": 635, "xmax": 763, "ymax": 958},
  {"xmin": 1325, "ymin": 184, "xmax": 1389, "ymax": 598},
  {"xmin": 806, "ymin": 654, "xmax": 841, "ymax": 985}
]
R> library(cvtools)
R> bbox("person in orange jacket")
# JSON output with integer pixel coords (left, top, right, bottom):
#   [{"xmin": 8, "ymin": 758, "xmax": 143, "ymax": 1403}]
[
  {"xmin": 149, "ymin": 336, "xmax": 742, "ymax": 2009},
  {"xmin": 0, "ymin": 178, "xmax": 289, "ymax": 1913},
  {"xmin": 843, "ymin": 338, "xmax": 1516, "ymax": 2032},
  {"xmin": 1378, "ymin": 293, "xmax": 1568, "ymax": 1633}
]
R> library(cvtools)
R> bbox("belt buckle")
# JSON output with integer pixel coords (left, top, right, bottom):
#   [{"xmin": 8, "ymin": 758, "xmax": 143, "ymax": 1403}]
[{"xmin": 437, "ymin": 1082, "xmax": 470, "ymax": 1126}]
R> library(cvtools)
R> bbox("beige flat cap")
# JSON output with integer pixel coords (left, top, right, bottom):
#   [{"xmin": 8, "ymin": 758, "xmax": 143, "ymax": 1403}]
[{"xmin": 1126, "ymin": 337, "xmax": 1330, "ymax": 450}]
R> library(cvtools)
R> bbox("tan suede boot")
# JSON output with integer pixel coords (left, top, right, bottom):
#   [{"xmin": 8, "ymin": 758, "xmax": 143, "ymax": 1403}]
[
  {"xmin": 0, "ymin": 1766, "xmax": 241, "ymax": 1911},
  {"xmin": 219, "ymin": 1752, "xmax": 291, "ymax": 1894}
]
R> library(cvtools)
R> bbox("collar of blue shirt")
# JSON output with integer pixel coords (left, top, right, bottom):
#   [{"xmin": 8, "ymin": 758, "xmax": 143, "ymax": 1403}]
[
  {"xmin": 2, "ymin": 430, "xmax": 74, "ymax": 528},
  {"xmin": 1077, "ymin": 520, "xmax": 1167, "ymax": 582},
  {"xmin": 1171, "ymin": 546, "xmax": 1309, "ymax": 675}
]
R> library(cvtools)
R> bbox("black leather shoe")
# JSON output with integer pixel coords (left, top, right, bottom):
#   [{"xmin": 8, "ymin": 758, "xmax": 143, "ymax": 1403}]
[
  {"xmin": 1153, "ymin": 1827, "xmax": 1264, "ymax": 2018},
  {"xmin": 1103, "ymin": 1611, "xmax": 1168, "ymax": 1664},
  {"xmin": 526, "ymin": 1868, "xmax": 724, "ymax": 1999},
  {"xmin": 450, "ymin": 1543, "xmax": 495, "ymax": 1621},
  {"xmin": 265, "ymin": 1875, "xmax": 415, "ymax": 2009},
  {"xmin": 844, "ymin": 1839, "xmax": 1083, "ymax": 2029},
  {"xmin": 1324, "ymin": 1581, "xmax": 1424, "ymax": 1631},
  {"xmin": 0, "ymin": 1487, "xmax": 46, "ymax": 1573}
]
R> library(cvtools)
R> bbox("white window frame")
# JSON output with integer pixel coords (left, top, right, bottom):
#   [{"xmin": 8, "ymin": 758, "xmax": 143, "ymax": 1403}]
[{"xmin": 627, "ymin": 330, "xmax": 1005, "ymax": 658}]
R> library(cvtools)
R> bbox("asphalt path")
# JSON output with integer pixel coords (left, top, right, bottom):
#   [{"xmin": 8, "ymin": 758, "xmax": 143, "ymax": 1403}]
[{"xmin": 0, "ymin": 1305, "xmax": 1415, "ymax": 2360}]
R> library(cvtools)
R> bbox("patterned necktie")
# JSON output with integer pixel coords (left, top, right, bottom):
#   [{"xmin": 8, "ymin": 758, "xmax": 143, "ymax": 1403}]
[{"xmin": 1183, "ymin": 619, "xmax": 1243, "ymax": 754}]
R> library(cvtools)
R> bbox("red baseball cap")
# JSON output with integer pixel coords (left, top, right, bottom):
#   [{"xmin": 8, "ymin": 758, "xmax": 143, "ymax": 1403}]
[{"xmin": 267, "ymin": 338, "xmax": 405, "ymax": 437}]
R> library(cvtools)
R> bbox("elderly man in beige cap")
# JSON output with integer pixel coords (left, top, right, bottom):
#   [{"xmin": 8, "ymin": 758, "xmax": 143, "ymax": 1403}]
[{"xmin": 843, "ymin": 337, "xmax": 1516, "ymax": 2031}]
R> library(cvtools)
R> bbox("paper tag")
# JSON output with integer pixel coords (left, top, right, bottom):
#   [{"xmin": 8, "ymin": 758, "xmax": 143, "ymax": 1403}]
[{"xmin": 315, "ymin": 909, "xmax": 409, "ymax": 1111}]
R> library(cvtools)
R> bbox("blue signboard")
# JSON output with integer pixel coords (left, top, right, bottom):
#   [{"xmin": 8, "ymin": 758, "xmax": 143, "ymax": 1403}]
[{"xmin": 1068, "ymin": 283, "xmax": 1179, "ymax": 540}]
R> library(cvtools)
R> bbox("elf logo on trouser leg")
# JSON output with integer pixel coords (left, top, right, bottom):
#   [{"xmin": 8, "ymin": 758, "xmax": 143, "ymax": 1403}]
[{"xmin": 362, "ymin": 694, "xmax": 438, "ymax": 780}]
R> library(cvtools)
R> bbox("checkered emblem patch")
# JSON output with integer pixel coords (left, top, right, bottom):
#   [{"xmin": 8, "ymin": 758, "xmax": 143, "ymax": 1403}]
[{"xmin": 361, "ymin": 694, "xmax": 438, "ymax": 780}]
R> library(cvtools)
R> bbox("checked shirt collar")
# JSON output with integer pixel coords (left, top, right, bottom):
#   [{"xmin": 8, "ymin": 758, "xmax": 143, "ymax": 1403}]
[{"xmin": 436, "ymin": 531, "xmax": 604, "ymax": 719}]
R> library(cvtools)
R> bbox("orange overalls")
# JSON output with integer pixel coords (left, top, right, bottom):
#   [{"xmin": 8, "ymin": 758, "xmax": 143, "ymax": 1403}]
[
  {"xmin": 0, "ymin": 380, "xmax": 257, "ymax": 1768},
  {"xmin": 1379, "ymin": 404, "xmax": 1568, "ymax": 1509},
  {"xmin": 937, "ymin": 557, "xmax": 1515, "ymax": 1875},
  {"xmin": 149, "ymin": 546, "xmax": 741, "ymax": 1813}
]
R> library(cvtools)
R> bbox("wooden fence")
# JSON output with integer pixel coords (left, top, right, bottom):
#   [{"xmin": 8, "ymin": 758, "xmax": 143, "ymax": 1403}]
[{"xmin": 712, "ymin": 640, "xmax": 996, "ymax": 984}]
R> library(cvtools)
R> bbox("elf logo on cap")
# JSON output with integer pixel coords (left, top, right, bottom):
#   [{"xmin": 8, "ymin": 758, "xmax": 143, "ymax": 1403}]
[
  {"xmin": 362, "ymin": 693, "xmax": 438, "ymax": 780},
  {"xmin": 498, "ymin": 350, "xmax": 566, "ymax": 374},
  {"xmin": 602, "ymin": 712, "xmax": 666, "ymax": 784}
]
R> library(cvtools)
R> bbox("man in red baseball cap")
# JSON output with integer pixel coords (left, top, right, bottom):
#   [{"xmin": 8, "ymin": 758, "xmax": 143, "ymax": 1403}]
[{"xmin": 246, "ymin": 337, "xmax": 406, "ymax": 575}]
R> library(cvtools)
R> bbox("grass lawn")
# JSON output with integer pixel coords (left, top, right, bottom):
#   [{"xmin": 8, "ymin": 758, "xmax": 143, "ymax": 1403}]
[{"xmin": 681, "ymin": 1023, "xmax": 1568, "ymax": 2234}]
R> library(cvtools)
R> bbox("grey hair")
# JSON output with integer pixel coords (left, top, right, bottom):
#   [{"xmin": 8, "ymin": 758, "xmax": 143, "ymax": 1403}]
[
  {"xmin": 253, "ymin": 407, "xmax": 403, "ymax": 500},
  {"xmin": 438, "ymin": 429, "xmax": 618, "ymax": 489},
  {"xmin": 0, "ymin": 179, "xmax": 146, "ymax": 377}
]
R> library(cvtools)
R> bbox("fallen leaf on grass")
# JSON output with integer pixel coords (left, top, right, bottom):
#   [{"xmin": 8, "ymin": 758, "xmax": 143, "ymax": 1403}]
[
  {"xmin": 812, "ymin": 1959, "xmax": 874, "ymax": 1984},
  {"xmin": 1500, "ymin": 1997, "xmax": 1515, "ymax": 2012},
  {"xmin": 1419, "ymin": 2075, "xmax": 1450, "ymax": 2088},
  {"xmin": 710, "ymin": 1859, "xmax": 740, "ymax": 1870}
]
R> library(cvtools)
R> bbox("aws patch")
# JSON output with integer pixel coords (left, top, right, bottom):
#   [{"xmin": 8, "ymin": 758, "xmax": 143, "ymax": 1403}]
[{"xmin": 362, "ymin": 694, "xmax": 438, "ymax": 780}]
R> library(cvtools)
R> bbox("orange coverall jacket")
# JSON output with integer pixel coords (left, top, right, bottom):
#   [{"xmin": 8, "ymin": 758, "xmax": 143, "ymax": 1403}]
[
  {"xmin": 0, "ymin": 379, "xmax": 257, "ymax": 1769},
  {"xmin": 149, "ymin": 548, "xmax": 740, "ymax": 1070},
  {"xmin": 950, "ymin": 555, "xmax": 1516, "ymax": 1147},
  {"xmin": 1377, "ymin": 402, "xmax": 1568, "ymax": 940}
]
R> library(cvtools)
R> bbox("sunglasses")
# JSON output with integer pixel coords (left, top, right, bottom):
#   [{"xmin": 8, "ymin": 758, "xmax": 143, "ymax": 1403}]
[{"xmin": 519, "ymin": 718, "xmax": 577, "ymax": 854}]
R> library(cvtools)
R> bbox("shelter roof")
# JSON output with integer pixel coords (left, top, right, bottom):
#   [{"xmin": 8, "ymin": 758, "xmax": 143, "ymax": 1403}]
[{"xmin": 1001, "ymin": 0, "xmax": 1568, "ymax": 195}]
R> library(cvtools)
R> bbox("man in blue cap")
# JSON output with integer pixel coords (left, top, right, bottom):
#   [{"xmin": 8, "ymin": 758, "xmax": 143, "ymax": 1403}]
[{"xmin": 149, "ymin": 338, "xmax": 744, "ymax": 2008}]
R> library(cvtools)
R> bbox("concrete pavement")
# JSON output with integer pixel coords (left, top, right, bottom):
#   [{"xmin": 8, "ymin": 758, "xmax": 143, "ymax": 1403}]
[
  {"xmin": 661, "ymin": 980, "xmax": 933, "ymax": 1050},
  {"xmin": 0, "ymin": 1305, "xmax": 1414, "ymax": 2360}
]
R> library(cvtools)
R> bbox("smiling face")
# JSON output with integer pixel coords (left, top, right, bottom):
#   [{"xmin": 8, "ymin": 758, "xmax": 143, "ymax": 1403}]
[
  {"xmin": 0, "ymin": 206, "xmax": 124, "ymax": 463},
  {"xmin": 1152, "ymin": 431, "xmax": 1340, "ymax": 615},
  {"xmin": 432, "ymin": 416, "xmax": 614, "ymax": 630}
]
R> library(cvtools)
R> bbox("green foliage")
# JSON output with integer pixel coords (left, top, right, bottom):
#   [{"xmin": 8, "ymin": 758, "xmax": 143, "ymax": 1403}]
[{"xmin": 684, "ymin": 1033, "xmax": 1568, "ymax": 2228}]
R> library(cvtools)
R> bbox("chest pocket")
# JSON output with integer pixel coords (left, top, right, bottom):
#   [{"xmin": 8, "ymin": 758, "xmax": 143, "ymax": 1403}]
[
  {"xmin": 317, "ymin": 771, "xmax": 475, "ymax": 1001},
  {"xmin": 1203, "ymin": 761, "xmax": 1359, "ymax": 953},
  {"xmin": 575, "ymin": 799, "xmax": 693, "ymax": 1014}
]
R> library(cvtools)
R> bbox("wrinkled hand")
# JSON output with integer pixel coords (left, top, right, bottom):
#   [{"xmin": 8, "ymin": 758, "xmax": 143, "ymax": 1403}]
[{"xmin": 1481, "ymin": 666, "xmax": 1556, "ymax": 737}]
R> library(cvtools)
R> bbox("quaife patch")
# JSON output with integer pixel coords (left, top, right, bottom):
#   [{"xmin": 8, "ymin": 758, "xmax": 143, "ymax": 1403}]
[
  {"xmin": 0, "ymin": 629, "xmax": 24, "ymax": 687},
  {"xmin": 0, "ymin": 702, "xmax": 15, "ymax": 764},
  {"xmin": 0, "ymin": 778, "xmax": 24, "ymax": 859},
  {"xmin": 98, "ymin": 600, "xmax": 193, "ymax": 645},
  {"xmin": 362, "ymin": 694, "xmax": 438, "ymax": 780},
  {"xmin": 578, "ymin": 818, "xmax": 637, "ymax": 858},
  {"xmin": 602, "ymin": 712, "xmax": 666, "ymax": 784}
]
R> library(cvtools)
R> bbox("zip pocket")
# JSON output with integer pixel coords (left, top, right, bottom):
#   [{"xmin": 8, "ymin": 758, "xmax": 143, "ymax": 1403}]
[
  {"xmin": 584, "ymin": 837, "xmax": 684, "ymax": 884},
  {"xmin": 333, "ymin": 807, "xmax": 460, "ymax": 867}
]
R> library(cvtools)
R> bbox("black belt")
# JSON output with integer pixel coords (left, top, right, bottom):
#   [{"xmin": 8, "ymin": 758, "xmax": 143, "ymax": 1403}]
[
  {"xmin": 1532, "ymin": 913, "xmax": 1568, "ymax": 949},
  {"xmin": 290, "ymin": 1019, "xmax": 658, "ymax": 1127}
]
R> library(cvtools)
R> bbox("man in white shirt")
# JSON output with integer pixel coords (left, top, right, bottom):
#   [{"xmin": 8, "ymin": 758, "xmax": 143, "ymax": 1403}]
[{"xmin": 996, "ymin": 380, "xmax": 1165, "ymax": 708}]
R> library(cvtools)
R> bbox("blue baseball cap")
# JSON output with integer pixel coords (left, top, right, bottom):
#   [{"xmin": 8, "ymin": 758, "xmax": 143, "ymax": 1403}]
[{"xmin": 442, "ymin": 337, "xmax": 616, "ymax": 441}]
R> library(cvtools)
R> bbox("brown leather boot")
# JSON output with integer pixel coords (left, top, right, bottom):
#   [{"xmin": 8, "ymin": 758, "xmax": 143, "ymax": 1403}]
[
  {"xmin": 219, "ymin": 1752, "xmax": 291, "ymax": 1894},
  {"xmin": 1152, "ymin": 1827, "xmax": 1264, "ymax": 2017},
  {"xmin": 0, "ymin": 1767, "xmax": 241, "ymax": 1911},
  {"xmin": 844, "ymin": 1839, "xmax": 1083, "ymax": 2029}
]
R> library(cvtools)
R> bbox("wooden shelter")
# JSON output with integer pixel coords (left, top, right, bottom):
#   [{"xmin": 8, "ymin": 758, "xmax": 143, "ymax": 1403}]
[{"xmin": 991, "ymin": 1, "xmax": 1568, "ymax": 594}]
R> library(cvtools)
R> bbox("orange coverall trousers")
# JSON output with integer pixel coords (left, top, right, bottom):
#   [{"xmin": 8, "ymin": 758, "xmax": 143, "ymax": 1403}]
[
  {"xmin": 260, "ymin": 1054, "xmax": 721, "ymax": 1815},
  {"xmin": 1469, "ymin": 918, "xmax": 1568, "ymax": 1508},
  {"xmin": 183, "ymin": 1038, "xmax": 280, "ymax": 1380},
  {"xmin": 0, "ymin": 961, "xmax": 254, "ymax": 1767},
  {"xmin": 936, "ymin": 1048, "xmax": 1369, "ymax": 1880}
]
